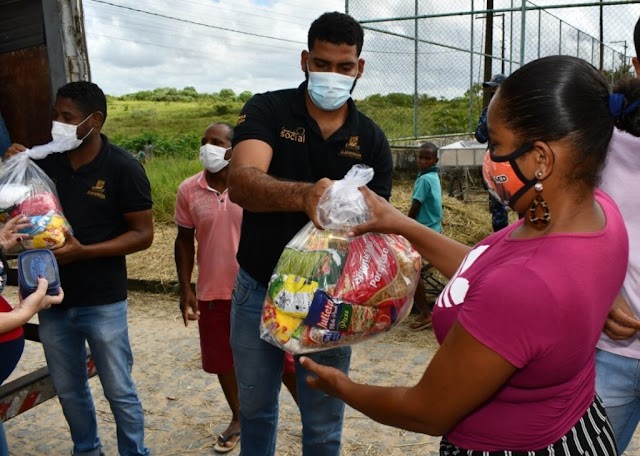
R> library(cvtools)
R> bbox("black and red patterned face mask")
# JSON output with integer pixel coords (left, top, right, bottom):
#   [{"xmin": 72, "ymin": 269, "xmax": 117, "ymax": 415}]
[{"xmin": 482, "ymin": 141, "xmax": 537, "ymax": 209}]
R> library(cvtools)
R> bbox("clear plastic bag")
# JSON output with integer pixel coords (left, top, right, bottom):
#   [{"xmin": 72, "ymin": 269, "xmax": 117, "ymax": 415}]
[
  {"xmin": 260, "ymin": 165, "xmax": 421, "ymax": 354},
  {"xmin": 316, "ymin": 164, "xmax": 372, "ymax": 229},
  {"xmin": 0, "ymin": 153, "xmax": 72, "ymax": 251}
]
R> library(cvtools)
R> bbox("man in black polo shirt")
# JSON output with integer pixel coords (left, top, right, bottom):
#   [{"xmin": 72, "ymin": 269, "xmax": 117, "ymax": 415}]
[
  {"xmin": 227, "ymin": 12, "xmax": 392, "ymax": 456},
  {"xmin": 6, "ymin": 81, "xmax": 153, "ymax": 456}
]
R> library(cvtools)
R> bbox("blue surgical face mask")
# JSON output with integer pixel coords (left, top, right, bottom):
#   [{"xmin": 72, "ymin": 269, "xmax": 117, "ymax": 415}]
[{"xmin": 307, "ymin": 65, "xmax": 357, "ymax": 111}]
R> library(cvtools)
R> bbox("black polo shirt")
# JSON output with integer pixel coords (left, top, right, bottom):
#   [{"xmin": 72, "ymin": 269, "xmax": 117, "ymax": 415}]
[
  {"xmin": 232, "ymin": 82, "xmax": 393, "ymax": 286},
  {"xmin": 36, "ymin": 134, "xmax": 152, "ymax": 308}
]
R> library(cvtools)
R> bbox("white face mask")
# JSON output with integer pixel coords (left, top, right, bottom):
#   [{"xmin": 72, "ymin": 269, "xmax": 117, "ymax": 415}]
[
  {"xmin": 307, "ymin": 66, "xmax": 356, "ymax": 111},
  {"xmin": 199, "ymin": 144, "xmax": 230, "ymax": 173},
  {"xmin": 50, "ymin": 114, "xmax": 94, "ymax": 152}
]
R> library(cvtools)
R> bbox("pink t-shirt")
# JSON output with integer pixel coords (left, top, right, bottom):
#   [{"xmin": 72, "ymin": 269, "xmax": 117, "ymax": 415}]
[
  {"xmin": 174, "ymin": 171, "xmax": 242, "ymax": 301},
  {"xmin": 432, "ymin": 189, "xmax": 628, "ymax": 451},
  {"xmin": 597, "ymin": 128, "xmax": 640, "ymax": 357}
]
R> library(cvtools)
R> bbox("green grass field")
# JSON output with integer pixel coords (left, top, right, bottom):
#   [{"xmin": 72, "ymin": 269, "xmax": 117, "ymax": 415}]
[
  {"xmin": 142, "ymin": 157, "xmax": 424, "ymax": 226},
  {"xmin": 102, "ymin": 87, "xmax": 483, "ymax": 222},
  {"xmin": 103, "ymin": 98, "xmax": 242, "ymax": 160},
  {"xmin": 103, "ymin": 87, "xmax": 482, "ymax": 157},
  {"xmin": 143, "ymin": 157, "xmax": 202, "ymax": 224}
]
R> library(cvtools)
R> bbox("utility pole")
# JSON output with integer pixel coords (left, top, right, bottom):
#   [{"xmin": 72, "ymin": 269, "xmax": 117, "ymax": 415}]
[
  {"xmin": 498, "ymin": 14, "xmax": 505, "ymax": 74},
  {"xmin": 483, "ymin": 0, "xmax": 494, "ymax": 108},
  {"xmin": 478, "ymin": 14, "xmax": 505, "ymax": 74},
  {"xmin": 599, "ymin": 0, "xmax": 604, "ymax": 71}
]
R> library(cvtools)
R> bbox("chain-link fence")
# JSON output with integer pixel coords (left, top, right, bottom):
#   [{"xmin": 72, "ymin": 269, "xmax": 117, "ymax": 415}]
[{"xmin": 347, "ymin": 1, "xmax": 640, "ymax": 145}]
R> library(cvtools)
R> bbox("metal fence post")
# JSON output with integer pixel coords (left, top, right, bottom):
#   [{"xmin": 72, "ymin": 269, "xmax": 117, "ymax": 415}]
[
  {"xmin": 559, "ymin": 20, "xmax": 563, "ymax": 54},
  {"xmin": 520, "ymin": 0, "xmax": 526, "ymax": 65},
  {"xmin": 469, "ymin": 0, "xmax": 475, "ymax": 132},
  {"xmin": 538, "ymin": 9, "xmax": 542, "ymax": 58},
  {"xmin": 577, "ymin": 30, "xmax": 581, "ymax": 57},
  {"xmin": 414, "ymin": 0, "xmax": 418, "ymax": 138}
]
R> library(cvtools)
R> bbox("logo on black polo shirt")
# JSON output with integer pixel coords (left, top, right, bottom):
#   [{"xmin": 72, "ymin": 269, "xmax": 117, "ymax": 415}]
[
  {"xmin": 280, "ymin": 127, "xmax": 306, "ymax": 143},
  {"xmin": 237, "ymin": 114, "xmax": 246, "ymax": 126},
  {"xmin": 339, "ymin": 135, "xmax": 362, "ymax": 159},
  {"xmin": 87, "ymin": 180, "xmax": 106, "ymax": 200}
]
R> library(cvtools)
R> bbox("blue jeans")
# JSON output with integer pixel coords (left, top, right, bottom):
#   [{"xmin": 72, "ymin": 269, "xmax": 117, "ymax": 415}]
[
  {"xmin": 0, "ymin": 421, "xmax": 7, "ymax": 456},
  {"xmin": 230, "ymin": 268, "xmax": 351, "ymax": 456},
  {"xmin": 595, "ymin": 348, "xmax": 640, "ymax": 454},
  {"xmin": 489, "ymin": 194, "xmax": 508, "ymax": 232},
  {"xmin": 38, "ymin": 301, "xmax": 149, "ymax": 456}
]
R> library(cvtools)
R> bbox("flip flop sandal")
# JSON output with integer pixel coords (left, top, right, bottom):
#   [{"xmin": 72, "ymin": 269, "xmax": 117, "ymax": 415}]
[
  {"xmin": 409, "ymin": 318, "xmax": 433, "ymax": 331},
  {"xmin": 214, "ymin": 431, "xmax": 240, "ymax": 453}
]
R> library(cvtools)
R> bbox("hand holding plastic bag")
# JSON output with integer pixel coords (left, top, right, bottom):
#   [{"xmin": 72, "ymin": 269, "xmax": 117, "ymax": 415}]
[
  {"xmin": 316, "ymin": 164, "xmax": 372, "ymax": 229},
  {"xmin": 260, "ymin": 164, "xmax": 421, "ymax": 354},
  {"xmin": 0, "ymin": 153, "xmax": 72, "ymax": 251}
]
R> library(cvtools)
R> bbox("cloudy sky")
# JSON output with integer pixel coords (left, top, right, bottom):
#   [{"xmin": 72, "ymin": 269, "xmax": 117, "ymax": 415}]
[
  {"xmin": 83, "ymin": 0, "xmax": 640, "ymax": 98},
  {"xmin": 83, "ymin": 0, "xmax": 344, "ymax": 95}
]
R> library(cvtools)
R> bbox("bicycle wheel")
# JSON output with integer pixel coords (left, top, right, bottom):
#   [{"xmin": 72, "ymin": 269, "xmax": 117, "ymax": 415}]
[{"xmin": 420, "ymin": 264, "xmax": 446, "ymax": 299}]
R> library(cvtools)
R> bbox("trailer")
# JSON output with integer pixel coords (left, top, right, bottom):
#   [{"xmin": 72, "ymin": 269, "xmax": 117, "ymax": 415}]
[
  {"xmin": 0, "ymin": 0, "xmax": 90, "ymax": 149},
  {"xmin": 438, "ymin": 139, "xmax": 487, "ymax": 201},
  {"xmin": 0, "ymin": 0, "xmax": 96, "ymax": 423}
]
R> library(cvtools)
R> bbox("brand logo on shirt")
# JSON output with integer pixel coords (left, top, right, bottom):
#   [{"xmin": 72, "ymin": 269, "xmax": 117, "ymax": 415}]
[
  {"xmin": 436, "ymin": 245, "xmax": 489, "ymax": 309},
  {"xmin": 87, "ymin": 180, "xmax": 106, "ymax": 200},
  {"xmin": 339, "ymin": 135, "xmax": 362, "ymax": 160},
  {"xmin": 280, "ymin": 127, "xmax": 306, "ymax": 143},
  {"xmin": 237, "ymin": 114, "xmax": 246, "ymax": 126}
]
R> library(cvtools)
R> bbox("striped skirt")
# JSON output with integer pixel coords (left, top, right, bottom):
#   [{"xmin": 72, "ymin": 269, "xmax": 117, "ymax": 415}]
[{"xmin": 440, "ymin": 396, "xmax": 618, "ymax": 456}]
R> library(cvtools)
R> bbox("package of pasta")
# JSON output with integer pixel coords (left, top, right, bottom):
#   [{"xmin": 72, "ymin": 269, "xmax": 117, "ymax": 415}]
[
  {"xmin": 260, "ymin": 164, "xmax": 422, "ymax": 354},
  {"xmin": 0, "ymin": 153, "xmax": 72, "ymax": 251}
]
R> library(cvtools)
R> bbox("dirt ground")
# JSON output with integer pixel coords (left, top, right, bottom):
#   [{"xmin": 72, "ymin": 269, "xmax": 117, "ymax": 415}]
[
  {"xmin": 4, "ymin": 288, "xmax": 444, "ymax": 456},
  {"xmin": 4, "ymin": 225, "xmax": 640, "ymax": 455}
]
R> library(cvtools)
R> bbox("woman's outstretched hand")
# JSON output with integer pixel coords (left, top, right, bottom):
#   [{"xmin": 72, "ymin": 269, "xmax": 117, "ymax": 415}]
[
  {"xmin": 348, "ymin": 186, "xmax": 408, "ymax": 237},
  {"xmin": 299, "ymin": 356, "xmax": 352, "ymax": 398},
  {"xmin": 0, "ymin": 214, "xmax": 32, "ymax": 251}
]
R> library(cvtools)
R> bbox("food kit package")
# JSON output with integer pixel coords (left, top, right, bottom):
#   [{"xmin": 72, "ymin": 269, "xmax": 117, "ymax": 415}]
[
  {"xmin": 0, "ymin": 153, "xmax": 71, "ymax": 250},
  {"xmin": 260, "ymin": 165, "xmax": 422, "ymax": 354}
]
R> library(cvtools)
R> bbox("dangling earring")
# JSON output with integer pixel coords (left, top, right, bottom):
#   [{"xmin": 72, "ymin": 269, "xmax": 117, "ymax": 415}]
[{"xmin": 528, "ymin": 171, "xmax": 550, "ymax": 229}]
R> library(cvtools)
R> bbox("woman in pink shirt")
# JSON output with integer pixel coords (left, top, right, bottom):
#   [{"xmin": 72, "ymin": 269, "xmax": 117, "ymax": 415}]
[{"xmin": 300, "ymin": 56, "xmax": 640, "ymax": 455}]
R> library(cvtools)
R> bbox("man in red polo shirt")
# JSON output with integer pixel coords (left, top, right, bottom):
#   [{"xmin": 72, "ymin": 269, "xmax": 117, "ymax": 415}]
[{"xmin": 174, "ymin": 122, "xmax": 297, "ymax": 453}]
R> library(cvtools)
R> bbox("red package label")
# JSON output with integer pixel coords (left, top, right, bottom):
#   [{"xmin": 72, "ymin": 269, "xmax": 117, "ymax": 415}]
[{"xmin": 334, "ymin": 234, "xmax": 398, "ymax": 304}]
